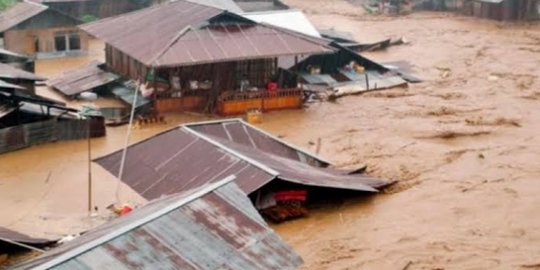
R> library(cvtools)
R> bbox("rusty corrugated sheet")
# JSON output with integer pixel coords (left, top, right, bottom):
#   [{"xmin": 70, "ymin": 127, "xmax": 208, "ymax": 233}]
[
  {"xmin": 47, "ymin": 61, "xmax": 119, "ymax": 96},
  {"xmin": 0, "ymin": 63, "xmax": 46, "ymax": 82},
  {"xmin": 95, "ymin": 127, "xmax": 276, "ymax": 198},
  {"xmin": 0, "ymin": 1, "xmax": 48, "ymax": 33},
  {"xmin": 13, "ymin": 178, "xmax": 303, "ymax": 270},
  {"xmin": 0, "ymin": 227, "xmax": 54, "ymax": 246},
  {"xmin": 187, "ymin": 119, "xmax": 331, "ymax": 166},
  {"xmin": 94, "ymin": 119, "xmax": 389, "ymax": 202},
  {"xmin": 80, "ymin": 0, "xmax": 334, "ymax": 68}
]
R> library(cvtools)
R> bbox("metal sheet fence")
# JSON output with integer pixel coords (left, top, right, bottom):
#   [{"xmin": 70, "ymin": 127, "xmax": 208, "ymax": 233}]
[{"xmin": 0, "ymin": 117, "xmax": 105, "ymax": 154}]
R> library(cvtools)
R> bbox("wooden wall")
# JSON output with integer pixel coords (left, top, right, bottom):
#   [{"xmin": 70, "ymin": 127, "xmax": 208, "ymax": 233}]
[{"xmin": 4, "ymin": 27, "xmax": 89, "ymax": 56}]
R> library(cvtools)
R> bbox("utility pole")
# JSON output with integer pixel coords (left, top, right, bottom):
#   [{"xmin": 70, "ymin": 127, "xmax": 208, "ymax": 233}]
[{"xmin": 87, "ymin": 116, "xmax": 92, "ymax": 214}]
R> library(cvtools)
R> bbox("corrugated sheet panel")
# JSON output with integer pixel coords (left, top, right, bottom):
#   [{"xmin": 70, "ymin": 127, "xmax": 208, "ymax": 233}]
[
  {"xmin": 209, "ymin": 134, "xmax": 386, "ymax": 190},
  {"xmin": 187, "ymin": 0, "xmax": 243, "ymax": 13},
  {"xmin": 0, "ymin": 1, "xmax": 48, "ymax": 32},
  {"xmin": 0, "ymin": 63, "xmax": 46, "ymax": 81},
  {"xmin": 47, "ymin": 61, "xmax": 119, "ymax": 96},
  {"xmin": 0, "ymin": 79, "xmax": 26, "ymax": 90},
  {"xmin": 95, "ymin": 128, "xmax": 276, "ymax": 199},
  {"xmin": 13, "ymin": 180, "xmax": 303, "ymax": 270},
  {"xmin": 187, "ymin": 119, "xmax": 330, "ymax": 166},
  {"xmin": 80, "ymin": 0, "xmax": 333, "ymax": 68},
  {"xmin": 95, "ymin": 120, "xmax": 389, "ymax": 202},
  {"xmin": 242, "ymin": 9, "xmax": 321, "ymax": 38}
]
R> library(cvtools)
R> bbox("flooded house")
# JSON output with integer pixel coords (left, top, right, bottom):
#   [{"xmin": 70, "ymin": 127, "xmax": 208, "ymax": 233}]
[
  {"xmin": 0, "ymin": 0, "xmax": 89, "ymax": 59},
  {"xmin": 0, "ymin": 66, "xmax": 105, "ymax": 154},
  {"xmin": 12, "ymin": 176, "xmax": 303, "ymax": 269},
  {"xmin": 463, "ymin": 0, "xmax": 540, "ymax": 20},
  {"xmin": 95, "ymin": 119, "xmax": 392, "ymax": 221},
  {"xmin": 27, "ymin": 0, "xmax": 155, "ymax": 20},
  {"xmin": 79, "ymin": 0, "xmax": 335, "ymax": 115}
]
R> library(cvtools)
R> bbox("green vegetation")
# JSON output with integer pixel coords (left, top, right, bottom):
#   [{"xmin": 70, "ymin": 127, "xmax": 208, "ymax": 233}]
[
  {"xmin": 0, "ymin": 0, "xmax": 16, "ymax": 11},
  {"xmin": 81, "ymin": 14, "xmax": 98, "ymax": 23}
]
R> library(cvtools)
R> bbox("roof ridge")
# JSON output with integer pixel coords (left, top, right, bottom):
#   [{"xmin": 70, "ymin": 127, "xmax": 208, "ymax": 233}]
[
  {"xmin": 22, "ymin": 0, "xmax": 48, "ymax": 9},
  {"xmin": 183, "ymin": 126, "xmax": 281, "ymax": 176}
]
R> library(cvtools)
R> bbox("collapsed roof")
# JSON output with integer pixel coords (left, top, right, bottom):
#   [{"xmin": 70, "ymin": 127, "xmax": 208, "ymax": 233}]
[
  {"xmin": 13, "ymin": 177, "xmax": 303, "ymax": 270},
  {"xmin": 95, "ymin": 119, "xmax": 390, "ymax": 201},
  {"xmin": 79, "ymin": 0, "xmax": 334, "ymax": 68},
  {"xmin": 47, "ymin": 61, "xmax": 120, "ymax": 97}
]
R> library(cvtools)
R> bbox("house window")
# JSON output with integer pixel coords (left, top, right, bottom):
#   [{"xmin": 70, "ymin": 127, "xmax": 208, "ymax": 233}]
[{"xmin": 54, "ymin": 32, "xmax": 81, "ymax": 52}]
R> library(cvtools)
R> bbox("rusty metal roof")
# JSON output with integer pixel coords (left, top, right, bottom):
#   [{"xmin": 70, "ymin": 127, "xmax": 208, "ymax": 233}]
[
  {"xmin": 47, "ymin": 61, "xmax": 120, "ymax": 97},
  {"xmin": 186, "ymin": 119, "xmax": 332, "ymax": 166},
  {"xmin": 0, "ymin": 63, "xmax": 46, "ymax": 81},
  {"xmin": 13, "ymin": 177, "xmax": 303, "ymax": 270},
  {"xmin": 0, "ymin": 227, "xmax": 54, "ymax": 246},
  {"xmin": 187, "ymin": 0, "xmax": 243, "ymax": 13},
  {"xmin": 80, "ymin": 0, "xmax": 334, "ymax": 68},
  {"xmin": 94, "ymin": 119, "xmax": 389, "ymax": 201},
  {"xmin": 0, "ymin": 1, "xmax": 48, "ymax": 33}
]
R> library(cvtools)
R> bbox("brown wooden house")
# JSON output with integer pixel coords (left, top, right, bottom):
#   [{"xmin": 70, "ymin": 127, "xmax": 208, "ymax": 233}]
[
  {"xmin": 80, "ymin": 0, "xmax": 334, "ymax": 115},
  {"xmin": 0, "ymin": 1, "xmax": 89, "ymax": 59}
]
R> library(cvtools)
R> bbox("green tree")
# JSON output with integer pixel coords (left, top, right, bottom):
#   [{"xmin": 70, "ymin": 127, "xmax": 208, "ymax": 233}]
[{"xmin": 0, "ymin": 0, "xmax": 16, "ymax": 11}]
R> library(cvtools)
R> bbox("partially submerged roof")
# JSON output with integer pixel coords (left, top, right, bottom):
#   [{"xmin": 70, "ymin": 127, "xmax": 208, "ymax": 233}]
[
  {"xmin": 0, "ymin": 226, "xmax": 54, "ymax": 248},
  {"xmin": 80, "ymin": 0, "xmax": 334, "ymax": 68},
  {"xmin": 242, "ymin": 9, "xmax": 321, "ymax": 38},
  {"xmin": 0, "ymin": 63, "xmax": 46, "ymax": 81},
  {"xmin": 95, "ymin": 119, "xmax": 389, "ymax": 201},
  {"xmin": 13, "ymin": 177, "xmax": 303, "ymax": 270},
  {"xmin": 47, "ymin": 61, "xmax": 119, "ymax": 96},
  {"xmin": 0, "ymin": 1, "xmax": 48, "ymax": 33}
]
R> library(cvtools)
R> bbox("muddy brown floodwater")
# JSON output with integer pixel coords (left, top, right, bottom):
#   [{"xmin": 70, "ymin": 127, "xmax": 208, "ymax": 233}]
[{"xmin": 2, "ymin": 2, "xmax": 540, "ymax": 269}]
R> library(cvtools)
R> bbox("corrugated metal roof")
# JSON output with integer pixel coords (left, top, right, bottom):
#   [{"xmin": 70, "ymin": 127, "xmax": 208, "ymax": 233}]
[
  {"xmin": 0, "ymin": 1, "xmax": 48, "ymax": 33},
  {"xmin": 94, "ymin": 119, "xmax": 389, "ymax": 202},
  {"xmin": 13, "ymin": 177, "xmax": 303, "ymax": 270},
  {"xmin": 80, "ymin": 0, "xmax": 334, "ymax": 68},
  {"xmin": 242, "ymin": 9, "xmax": 321, "ymax": 38},
  {"xmin": 0, "ymin": 48, "xmax": 29, "ymax": 60},
  {"xmin": 474, "ymin": 0, "xmax": 505, "ymax": 3},
  {"xmin": 0, "ymin": 79, "xmax": 27, "ymax": 90},
  {"xmin": 0, "ymin": 63, "xmax": 46, "ymax": 81},
  {"xmin": 47, "ymin": 61, "xmax": 119, "ymax": 96},
  {"xmin": 0, "ymin": 226, "xmax": 54, "ymax": 246},
  {"xmin": 187, "ymin": 0, "xmax": 243, "ymax": 13},
  {"xmin": 185, "ymin": 119, "xmax": 332, "ymax": 166}
]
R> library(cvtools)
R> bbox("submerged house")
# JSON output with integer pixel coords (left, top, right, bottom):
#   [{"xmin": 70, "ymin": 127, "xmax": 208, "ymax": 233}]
[
  {"xmin": 463, "ymin": 0, "xmax": 540, "ymax": 20},
  {"xmin": 0, "ymin": 0, "xmax": 89, "ymax": 59},
  {"xmin": 79, "ymin": 0, "xmax": 335, "ymax": 115},
  {"xmin": 95, "ymin": 119, "xmax": 392, "ymax": 221},
  {"xmin": 28, "ymin": 0, "xmax": 155, "ymax": 20},
  {"xmin": 13, "ymin": 177, "xmax": 303, "ymax": 269},
  {"xmin": 0, "ymin": 67, "xmax": 105, "ymax": 154}
]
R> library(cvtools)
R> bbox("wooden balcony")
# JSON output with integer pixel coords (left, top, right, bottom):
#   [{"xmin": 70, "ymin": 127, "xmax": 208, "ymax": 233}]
[{"xmin": 155, "ymin": 88, "xmax": 302, "ymax": 115}]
